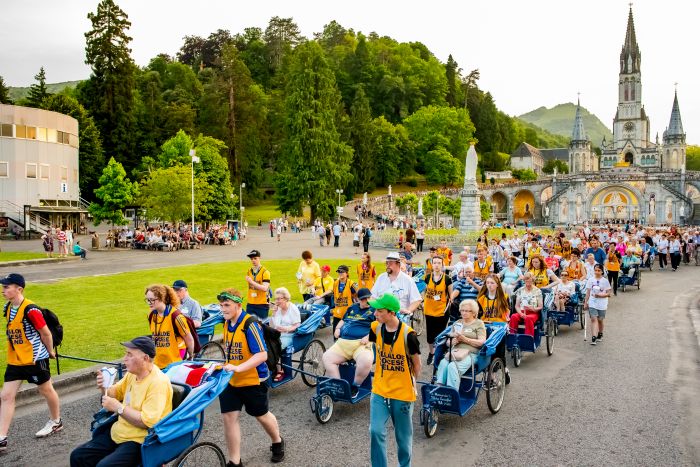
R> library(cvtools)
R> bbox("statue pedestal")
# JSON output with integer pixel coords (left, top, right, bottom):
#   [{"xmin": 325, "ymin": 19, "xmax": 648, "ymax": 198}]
[{"xmin": 459, "ymin": 186, "xmax": 481, "ymax": 233}]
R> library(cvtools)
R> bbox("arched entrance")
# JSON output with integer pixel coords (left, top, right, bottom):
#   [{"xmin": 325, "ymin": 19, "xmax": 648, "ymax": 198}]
[
  {"xmin": 513, "ymin": 190, "xmax": 535, "ymax": 224},
  {"xmin": 590, "ymin": 186, "xmax": 640, "ymax": 222},
  {"xmin": 491, "ymin": 192, "xmax": 508, "ymax": 220},
  {"xmin": 624, "ymin": 152, "xmax": 634, "ymax": 165}
]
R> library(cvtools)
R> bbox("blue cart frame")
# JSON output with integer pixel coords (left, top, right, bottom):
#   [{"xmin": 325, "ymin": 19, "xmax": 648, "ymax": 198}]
[
  {"xmin": 506, "ymin": 289, "xmax": 556, "ymax": 366},
  {"xmin": 310, "ymin": 362, "xmax": 373, "ymax": 424}
]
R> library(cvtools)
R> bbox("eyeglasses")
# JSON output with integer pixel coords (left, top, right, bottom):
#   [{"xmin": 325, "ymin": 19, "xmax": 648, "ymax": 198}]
[{"xmin": 144, "ymin": 297, "xmax": 157, "ymax": 304}]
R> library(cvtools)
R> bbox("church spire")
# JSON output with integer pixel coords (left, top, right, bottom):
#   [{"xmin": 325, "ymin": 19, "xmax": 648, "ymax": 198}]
[
  {"xmin": 620, "ymin": 5, "xmax": 641, "ymax": 74},
  {"xmin": 663, "ymin": 89, "xmax": 685, "ymax": 142},
  {"xmin": 571, "ymin": 97, "xmax": 587, "ymax": 142}
]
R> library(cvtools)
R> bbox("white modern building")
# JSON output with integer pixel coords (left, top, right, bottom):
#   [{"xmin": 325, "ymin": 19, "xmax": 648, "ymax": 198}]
[{"xmin": 0, "ymin": 103, "xmax": 86, "ymax": 234}]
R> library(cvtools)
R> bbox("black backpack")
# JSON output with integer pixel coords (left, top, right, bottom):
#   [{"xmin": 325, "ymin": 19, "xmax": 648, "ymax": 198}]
[
  {"xmin": 3, "ymin": 302, "xmax": 63, "ymax": 349},
  {"xmin": 242, "ymin": 315, "xmax": 282, "ymax": 374}
]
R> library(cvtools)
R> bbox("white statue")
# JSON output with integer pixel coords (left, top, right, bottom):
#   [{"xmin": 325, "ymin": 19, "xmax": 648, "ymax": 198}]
[
  {"xmin": 680, "ymin": 203, "xmax": 685, "ymax": 217},
  {"xmin": 649, "ymin": 196, "xmax": 656, "ymax": 215},
  {"xmin": 417, "ymin": 197, "xmax": 424, "ymax": 217},
  {"xmin": 544, "ymin": 204, "xmax": 549, "ymax": 217},
  {"xmin": 666, "ymin": 198, "xmax": 673, "ymax": 221},
  {"xmin": 575, "ymin": 196, "xmax": 583, "ymax": 221},
  {"xmin": 363, "ymin": 192, "xmax": 368, "ymax": 206},
  {"xmin": 464, "ymin": 143, "xmax": 478, "ymax": 182},
  {"xmin": 388, "ymin": 185, "xmax": 392, "ymax": 196}
]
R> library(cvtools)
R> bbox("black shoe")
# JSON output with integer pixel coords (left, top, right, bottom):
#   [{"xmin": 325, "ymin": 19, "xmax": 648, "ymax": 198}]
[
  {"xmin": 271, "ymin": 437, "xmax": 285, "ymax": 463},
  {"xmin": 590, "ymin": 336, "xmax": 597, "ymax": 346},
  {"xmin": 427, "ymin": 353, "xmax": 434, "ymax": 365},
  {"xmin": 226, "ymin": 461, "xmax": 242, "ymax": 467},
  {"xmin": 351, "ymin": 385, "xmax": 360, "ymax": 399},
  {"xmin": 505, "ymin": 368, "xmax": 511, "ymax": 385},
  {"xmin": 597, "ymin": 332, "xmax": 603, "ymax": 342},
  {"xmin": 0, "ymin": 437, "xmax": 7, "ymax": 452}
]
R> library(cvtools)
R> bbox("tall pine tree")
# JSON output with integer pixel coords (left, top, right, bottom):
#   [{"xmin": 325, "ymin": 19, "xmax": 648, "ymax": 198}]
[
  {"xmin": 349, "ymin": 86, "xmax": 375, "ymax": 194},
  {"xmin": 82, "ymin": 0, "xmax": 136, "ymax": 171},
  {"xmin": 445, "ymin": 55, "xmax": 459, "ymax": 107},
  {"xmin": 275, "ymin": 41, "xmax": 352, "ymax": 220},
  {"xmin": 0, "ymin": 75, "xmax": 12, "ymax": 104},
  {"xmin": 26, "ymin": 67, "xmax": 50, "ymax": 107}
]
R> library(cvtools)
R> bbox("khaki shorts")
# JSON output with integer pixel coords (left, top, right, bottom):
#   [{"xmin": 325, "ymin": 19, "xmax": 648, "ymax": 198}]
[{"xmin": 328, "ymin": 339, "xmax": 373, "ymax": 361}]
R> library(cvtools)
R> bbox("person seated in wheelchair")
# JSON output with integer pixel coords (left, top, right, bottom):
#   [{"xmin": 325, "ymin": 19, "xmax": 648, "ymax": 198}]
[
  {"xmin": 322, "ymin": 288, "xmax": 375, "ymax": 398},
  {"xmin": 269, "ymin": 287, "xmax": 301, "ymax": 382},
  {"xmin": 639, "ymin": 238, "xmax": 652, "ymax": 267},
  {"xmin": 435, "ymin": 299, "xmax": 486, "ymax": 389},
  {"xmin": 552, "ymin": 271, "xmax": 576, "ymax": 312},
  {"xmin": 509, "ymin": 273, "xmax": 543, "ymax": 337},
  {"xmin": 70, "ymin": 337, "xmax": 173, "ymax": 467},
  {"xmin": 621, "ymin": 249, "xmax": 641, "ymax": 279}
]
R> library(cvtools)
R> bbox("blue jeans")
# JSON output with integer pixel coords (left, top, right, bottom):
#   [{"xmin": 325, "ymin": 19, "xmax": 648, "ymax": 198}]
[
  {"xmin": 436, "ymin": 353, "xmax": 475, "ymax": 389},
  {"xmin": 369, "ymin": 393, "xmax": 414, "ymax": 467}
]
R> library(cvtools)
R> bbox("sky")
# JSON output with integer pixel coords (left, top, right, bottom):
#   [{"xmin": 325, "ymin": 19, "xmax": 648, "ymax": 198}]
[{"xmin": 1, "ymin": 0, "xmax": 697, "ymax": 144}]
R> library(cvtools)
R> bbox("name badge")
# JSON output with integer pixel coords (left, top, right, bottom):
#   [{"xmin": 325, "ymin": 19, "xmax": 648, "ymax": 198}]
[
  {"xmin": 250, "ymin": 292, "xmax": 257, "ymax": 298},
  {"xmin": 433, "ymin": 294, "xmax": 441, "ymax": 301}
]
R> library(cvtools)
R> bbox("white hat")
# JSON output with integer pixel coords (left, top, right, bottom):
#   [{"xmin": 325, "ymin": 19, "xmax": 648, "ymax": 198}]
[{"xmin": 386, "ymin": 252, "xmax": 401, "ymax": 262}]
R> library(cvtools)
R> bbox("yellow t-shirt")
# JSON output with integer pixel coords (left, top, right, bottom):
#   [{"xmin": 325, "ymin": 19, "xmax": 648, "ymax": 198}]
[
  {"xmin": 247, "ymin": 267, "xmax": 271, "ymax": 305},
  {"xmin": 111, "ymin": 366, "xmax": 173, "ymax": 444},
  {"xmin": 297, "ymin": 261, "xmax": 321, "ymax": 295},
  {"xmin": 314, "ymin": 276, "xmax": 335, "ymax": 297}
]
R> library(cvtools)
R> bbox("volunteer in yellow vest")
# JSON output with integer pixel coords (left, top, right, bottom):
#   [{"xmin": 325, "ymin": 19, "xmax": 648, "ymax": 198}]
[
  {"xmin": 526, "ymin": 255, "xmax": 559, "ymax": 290},
  {"xmin": 70, "ymin": 336, "xmax": 173, "ymax": 466},
  {"xmin": 332, "ymin": 265, "xmax": 358, "ymax": 336},
  {"xmin": 146, "ymin": 285, "xmax": 195, "ymax": 370},
  {"xmin": 422, "ymin": 256, "xmax": 453, "ymax": 365},
  {"xmin": 356, "ymin": 252, "xmax": 377, "ymax": 290},
  {"xmin": 218, "ymin": 289, "xmax": 285, "ymax": 465},
  {"xmin": 1, "ymin": 273, "xmax": 62, "ymax": 450},
  {"xmin": 436, "ymin": 239, "xmax": 453, "ymax": 266},
  {"xmin": 245, "ymin": 249, "xmax": 272, "ymax": 320},
  {"xmin": 605, "ymin": 244, "xmax": 621, "ymax": 296},
  {"xmin": 368, "ymin": 293, "xmax": 421, "ymax": 467},
  {"xmin": 473, "ymin": 247, "xmax": 494, "ymax": 280},
  {"xmin": 475, "ymin": 273, "xmax": 511, "ymax": 384},
  {"xmin": 424, "ymin": 247, "xmax": 438, "ymax": 278}
]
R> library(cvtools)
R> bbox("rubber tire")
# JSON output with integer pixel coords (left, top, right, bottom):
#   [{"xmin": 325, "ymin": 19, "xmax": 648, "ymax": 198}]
[
  {"xmin": 512, "ymin": 347, "xmax": 521, "ymax": 367},
  {"xmin": 411, "ymin": 305, "xmax": 425, "ymax": 336},
  {"xmin": 174, "ymin": 441, "xmax": 226, "ymax": 467},
  {"xmin": 486, "ymin": 358, "xmax": 506, "ymax": 414},
  {"xmin": 196, "ymin": 341, "xmax": 225, "ymax": 361},
  {"xmin": 578, "ymin": 304, "xmax": 585, "ymax": 330},
  {"xmin": 423, "ymin": 408, "xmax": 439, "ymax": 438},
  {"xmin": 637, "ymin": 270, "xmax": 641, "ymax": 289},
  {"xmin": 546, "ymin": 318, "xmax": 555, "ymax": 356},
  {"xmin": 300, "ymin": 339, "xmax": 326, "ymax": 387},
  {"xmin": 315, "ymin": 394, "xmax": 333, "ymax": 424}
]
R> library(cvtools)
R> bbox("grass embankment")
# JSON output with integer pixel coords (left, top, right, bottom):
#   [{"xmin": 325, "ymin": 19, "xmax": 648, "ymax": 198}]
[
  {"xmin": 3, "ymin": 258, "xmax": 373, "ymax": 374},
  {"xmin": 0, "ymin": 252, "xmax": 49, "ymax": 262}
]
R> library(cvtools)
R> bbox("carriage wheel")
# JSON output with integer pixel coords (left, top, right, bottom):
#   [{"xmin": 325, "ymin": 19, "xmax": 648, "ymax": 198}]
[
  {"xmin": 196, "ymin": 342, "xmax": 225, "ymax": 361},
  {"xmin": 411, "ymin": 306, "xmax": 425, "ymax": 336},
  {"xmin": 174, "ymin": 441, "xmax": 226, "ymax": 466},
  {"xmin": 553, "ymin": 319, "xmax": 559, "ymax": 336},
  {"xmin": 300, "ymin": 339, "xmax": 326, "ymax": 387},
  {"xmin": 314, "ymin": 394, "xmax": 334, "ymax": 424},
  {"xmin": 486, "ymin": 358, "xmax": 506, "ymax": 414},
  {"xmin": 511, "ymin": 347, "xmax": 521, "ymax": 367},
  {"xmin": 637, "ymin": 270, "xmax": 641, "ymax": 289},
  {"xmin": 423, "ymin": 407, "xmax": 439, "ymax": 438},
  {"xmin": 620, "ymin": 279, "xmax": 626, "ymax": 293},
  {"xmin": 578, "ymin": 305, "xmax": 586, "ymax": 330},
  {"xmin": 546, "ymin": 318, "xmax": 555, "ymax": 356}
]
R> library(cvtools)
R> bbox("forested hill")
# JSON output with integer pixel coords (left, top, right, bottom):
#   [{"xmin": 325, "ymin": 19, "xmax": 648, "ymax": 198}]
[
  {"xmin": 518, "ymin": 103, "xmax": 613, "ymax": 147},
  {"xmin": 8, "ymin": 80, "xmax": 80, "ymax": 102}
]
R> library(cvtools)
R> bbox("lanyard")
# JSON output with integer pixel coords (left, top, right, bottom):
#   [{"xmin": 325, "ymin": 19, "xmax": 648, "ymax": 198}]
[{"xmin": 152, "ymin": 306, "xmax": 171, "ymax": 338}]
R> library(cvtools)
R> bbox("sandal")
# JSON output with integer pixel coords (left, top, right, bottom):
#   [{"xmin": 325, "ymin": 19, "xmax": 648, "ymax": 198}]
[{"xmin": 273, "ymin": 370, "xmax": 285, "ymax": 382}]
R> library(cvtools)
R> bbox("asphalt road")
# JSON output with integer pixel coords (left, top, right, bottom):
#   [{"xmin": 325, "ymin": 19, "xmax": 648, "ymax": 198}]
[{"xmin": 2, "ymin": 231, "xmax": 699, "ymax": 466}]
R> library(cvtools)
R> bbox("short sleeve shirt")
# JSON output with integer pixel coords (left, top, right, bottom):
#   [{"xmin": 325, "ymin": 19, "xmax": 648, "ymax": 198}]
[{"xmin": 179, "ymin": 296, "xmax": 202, "ymax": 322}]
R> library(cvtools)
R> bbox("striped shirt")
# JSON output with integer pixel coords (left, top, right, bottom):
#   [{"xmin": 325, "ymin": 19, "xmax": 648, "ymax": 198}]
[
  {"xmin": 452, "ymin": 277, "xmax": 483, "ymax": 303},
  {"xmin": 9, "ymin": 305, "xmax": 49, "ymax": 362}
]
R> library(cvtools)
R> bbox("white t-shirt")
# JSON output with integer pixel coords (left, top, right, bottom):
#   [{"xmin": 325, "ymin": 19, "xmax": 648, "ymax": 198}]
[
  {"xmin": 656, "ymin": 239, "xmax": 669, "ymax": 253},
  {"xmin": 371, "ymin": 272, "xmax": 422, "ymax": 311},
  {"xmin": 585, "ymin": 277, "xmax": 611, "ymax": 310},
  {"xmin": 271, "ymin": 303, "xmax": 301, "ymax": 337},
  {"xmin": 555, "ymin": 281, "xmax": 576, "ymax": 296}
]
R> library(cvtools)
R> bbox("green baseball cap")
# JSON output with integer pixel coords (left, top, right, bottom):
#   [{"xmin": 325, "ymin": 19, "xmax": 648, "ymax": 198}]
[{"xmin": 369, "ymin": 293, "xmax": 400, "ymax": 313}]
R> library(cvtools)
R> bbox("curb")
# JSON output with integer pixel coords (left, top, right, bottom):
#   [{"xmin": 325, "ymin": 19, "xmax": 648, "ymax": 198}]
[{"xmin": 0, "ymin": 256, "xmax": 80, "ymax": 267}]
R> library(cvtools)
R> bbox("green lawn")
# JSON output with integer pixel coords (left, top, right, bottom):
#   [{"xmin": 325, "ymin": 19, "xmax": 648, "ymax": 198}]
[
  {"xmin": 243, "ymin": 202, "xmax": 310, "ymax": 224},
  {"xmin": 0, "ymin": 251, "xmax": 48, "ymax": 262},
  {"xmin": 3, "ymin": 258, "xmax": 375, "ymax": 375}
]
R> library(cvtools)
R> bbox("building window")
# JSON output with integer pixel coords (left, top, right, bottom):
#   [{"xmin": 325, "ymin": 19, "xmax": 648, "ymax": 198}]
[
  {"xmin": 47, "ymin": 128, "xmax": 58, "ymax": 143},
  {"xmin": 37, "ymin": 127, "xmax": 47, "ymax": 141},
  {"xmin": 61, "ymin": 166, "xmax": 68, "ymax": 181},
  {"xmin": 0, "ymin": 123, "xmax": 12, "ymax": 137},
  {"xmin": 26, "ymin": 163, "xmax": 37, "ymax": 179},
  {"xmin": 0, "ymin": 162, "xmax": 8, "ymax": 177},
  {"xmin": 40, "ymin": 164, "xmax": 50, "ymax": 180},
  {"xmin": 15, "ymin": 125, "xmax": 27, "ymax": 138},
  {"xmin": 26, "ymin": 126, "xmax": 37, "ymax": 139}
]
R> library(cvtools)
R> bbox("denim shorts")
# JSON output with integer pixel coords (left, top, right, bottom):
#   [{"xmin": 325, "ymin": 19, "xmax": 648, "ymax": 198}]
[{"xmin": 588, "ymin": 307, "xmax": 606, "ymax": 319}]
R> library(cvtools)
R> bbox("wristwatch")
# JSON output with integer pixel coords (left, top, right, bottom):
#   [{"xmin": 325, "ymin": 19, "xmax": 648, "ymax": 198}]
[{"xmin": 117, "ymin": 404, "xmax": 125, "ymax": 416}]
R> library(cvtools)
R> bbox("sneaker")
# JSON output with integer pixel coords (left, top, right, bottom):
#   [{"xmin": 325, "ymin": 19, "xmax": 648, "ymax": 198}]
[
  {"xmin": 505, "ymin": 368, "xmax": 511, "ymax": 385},
  {"xmin": 426, "ymin": 353, "xmax": 434, "ymax": 366},
  {"xmin": 351, "ymin": 385, "xmax": 360, "ymax": 399},
  {"xmin": 0, "ymin": 437, "xmax": 7, "ymax": 452},
  {"xmin": 35, "ymin": 419, "xmax": 63, "ymax": 438},
  {"xmin": 597, "ymin": 332, "xmax": 603, "ymax": 342},
  {"xmin": 226, "ymin": 461, "xmax": 243, "ymax": 467},
  {"xmin": 270, "ymin": 437, "xmax": 285, "ymax": 463},
  {"xmin": 590, "ymin": 336, "xmax": 597, "ymax": 346}
]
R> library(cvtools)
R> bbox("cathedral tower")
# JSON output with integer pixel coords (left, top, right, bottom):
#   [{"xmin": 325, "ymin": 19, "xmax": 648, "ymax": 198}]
[
  {"xmin": 569, "ymin": 98, "xmax": 594, "ymax": 173},
  {"xmin": 662, "ymin": 90, "xmax": 686, "ymax": 170}
]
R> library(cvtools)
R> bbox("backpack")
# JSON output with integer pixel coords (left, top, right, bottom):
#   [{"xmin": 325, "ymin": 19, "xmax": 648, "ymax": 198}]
[
  {"xmin": 3, "ymin": 302, "xmax": 63, "ymax": 349},
  {"xmin": 149, "ymin": 309, "xmax": 202, "ymax": 356},
  {"xmin": 242, "ymin": 315, "xmax": 282, "ymax": 375},
  {"xmin": 365, "ymin": 227, "xmax": 372, "ymax": 238}
]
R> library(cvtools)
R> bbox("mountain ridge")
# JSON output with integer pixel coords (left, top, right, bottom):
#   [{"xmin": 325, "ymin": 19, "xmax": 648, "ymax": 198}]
[{"xmin": 518, "ymin": 103, "xmax": 613, "ymax": 147}]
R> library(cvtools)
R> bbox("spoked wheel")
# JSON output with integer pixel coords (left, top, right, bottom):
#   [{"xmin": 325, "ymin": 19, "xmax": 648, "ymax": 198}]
[
  {"xmin": 511, "ymin": 347, "xmax": 522, "ymax": 367},
  {"xmin": 196, "ymin": 341, "xmax": 225, "ymax": 361},
  {"xmin": 300, "ymin": 339, "xmax": 326, "ymax": 387},
  {"xmin": 314, "ymin": 394, "xmax": 333, "ymax": 424},
  {"xmin": 411, "ymin": 306, "xmax": 425, "ymax": 336},
  {"xmin": 578, "ymin": 304, "xmax": 585, "ymax": 330},
  {"xmin": 486, "ymin": 358, "xmax": 506, "ymax": 414},
  {"xmin": 553, "ymin": 320, "xmax": 559, "ymax": 336},
  {"xmin": 546, "ymin": 318, "xmax": 555, "ymax": 356},
  {"xmin": 174, "ymin": 441, "xmax": 226, "ymax": 466},
  {"xmin": 423, "ymin": 407, "xmax": 439, "ymax": 438}
]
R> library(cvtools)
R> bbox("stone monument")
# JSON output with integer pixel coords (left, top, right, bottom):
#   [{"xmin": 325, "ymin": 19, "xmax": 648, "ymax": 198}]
[{"xmin": 459, "ymin": 143, "xmax": 481, "ymax": 233}]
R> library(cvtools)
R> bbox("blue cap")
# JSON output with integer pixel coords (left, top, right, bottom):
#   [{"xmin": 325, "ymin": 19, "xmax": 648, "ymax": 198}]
[
  {"xmin": 121, "ymin": 336, "xmax": 156, "ymax": 358},
  {"xmin": 172, "ymin": 279, "xmax": 187, "ymax": 290},
  {"xmin": 0, "ymin": 273, "xmax": 25, "ymax": 288}
]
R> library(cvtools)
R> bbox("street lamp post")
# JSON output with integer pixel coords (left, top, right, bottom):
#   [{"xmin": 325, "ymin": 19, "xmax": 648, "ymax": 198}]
[
  {"xmin": 240, "ymin": 182, "xmax": 245, "ymax": 220},
  {"xmin": 189, "ymin": 149, "xmax": 200, "ymax": 233},
  {"xmin": 335, "ymin": 189, "xmax": 343, "ymax": 221}
]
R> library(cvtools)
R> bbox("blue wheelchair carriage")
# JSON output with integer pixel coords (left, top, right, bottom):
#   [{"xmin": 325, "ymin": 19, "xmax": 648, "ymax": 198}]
[
  {"xmin": 402, "ymin": 267, "xmax": 427, "ymax": 336},
  {"xmin": 549, "ymin": 282, "xmax": 586, "ymax": 335},
  {"xmin": 619, "ymin": 266, "xmax": 641, "ymax": 292},
  {"xmin": 267, "ymin": 304, "xmax": 328, "ymax": 388},
  {"xmin": 89, "ymin": 361, "xmax": 232, "ymax": 467},
  {"xmin": 419, "ymin": 322, "xmax": 508, "ymax": 437},
  {"xmin": 310, "ymin": 361, "xmax": 373, "ymax": 424},
  {"xmin": 195, "ymin": 304, "xmax": 226, "ymax": 360},
  {"xmin": 506, "ymin": 288, "xmax": 556, "ymax": 367}
]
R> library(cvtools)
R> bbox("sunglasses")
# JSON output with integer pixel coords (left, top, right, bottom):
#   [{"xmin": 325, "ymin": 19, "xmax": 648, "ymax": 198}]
[{"xmin": 217, "ymin": 292, "xmax": 243, "ymax": 303}]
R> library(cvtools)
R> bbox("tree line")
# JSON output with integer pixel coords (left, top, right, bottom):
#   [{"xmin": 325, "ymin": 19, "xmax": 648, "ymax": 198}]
[{"xmin": 0, "ymin": 0, "xmax": 571, "ymax": 222}]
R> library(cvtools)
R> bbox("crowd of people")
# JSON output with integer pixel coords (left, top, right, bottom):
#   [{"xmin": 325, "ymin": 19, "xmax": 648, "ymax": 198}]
[{"xmin": 1, "ymin": 220, "xmax": 698, "ymax": 466}]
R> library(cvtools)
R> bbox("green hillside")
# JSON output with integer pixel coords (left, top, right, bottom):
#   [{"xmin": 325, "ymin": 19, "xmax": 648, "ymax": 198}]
[
  {"xmin": 518, "ymin": 103, "xmax": 612, "ymax": 147},
  {"xmin": 8, "ymin": 80, "xmax": 82, "ymax": 102}
]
